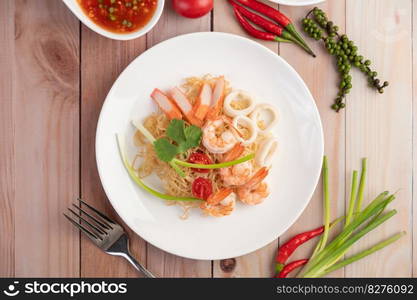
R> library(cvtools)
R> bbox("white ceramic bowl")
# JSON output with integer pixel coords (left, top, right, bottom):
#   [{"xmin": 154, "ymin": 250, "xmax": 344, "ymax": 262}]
[
  {"xmin": 268, "ymin": 0, "xmax": 325, "ymax": 6},
  {"xmin": 62, "ymin": 0, "xmax": 164, "ymax": 40}
]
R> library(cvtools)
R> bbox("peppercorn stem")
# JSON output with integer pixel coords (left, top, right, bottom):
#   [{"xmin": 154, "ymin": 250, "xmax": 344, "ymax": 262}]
[
  {"xmin": 345, "ymin": 170, "xmax": 358, "ymax": 227},
  {"xmin": 354, "ymin": 158, "xmax": 367, "ymax": 215},
  {"xmin": 317, "ymin": 231, "xmax": 405, "ymax": 277}
]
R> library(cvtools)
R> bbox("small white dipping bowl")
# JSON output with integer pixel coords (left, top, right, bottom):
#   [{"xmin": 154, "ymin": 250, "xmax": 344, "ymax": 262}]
[{"xmin": 62, "ymin": 0, "xmax": 165, "ymax": 41}]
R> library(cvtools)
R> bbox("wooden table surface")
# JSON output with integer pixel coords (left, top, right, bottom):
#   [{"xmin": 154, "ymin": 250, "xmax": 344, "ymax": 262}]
[{"xmin": 1, "ymin": 0, "xmax": 416, "ymax": 277}]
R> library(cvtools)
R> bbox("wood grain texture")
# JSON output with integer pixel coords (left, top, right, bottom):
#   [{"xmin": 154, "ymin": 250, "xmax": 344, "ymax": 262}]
[
  {"xmin": 80, "ymin": 28, "xmax": 147, "ymax": 277},
  {"xmin": 0, "ymin": 0, "xmax": 416, "ymax": 278},
  {"xmin": 413, "ymin": 0, "xmax": 417, "ymax": 278},
  {"xmin": 0, "ymin": 0, "xmax": 15, "ymax": 277},
  {"xmin": 279, "ymin": 2, "xmax": 346, "ymax": 277},
  {"xmin": 212, "ymin": 0, "xmax": 278, "ymax": 278},
  {"xmin": 145, "ymin": 0, "xmax": 212, "ymax": 278},
  {"xmin": 13, "ymin": 0, "xmax": 80, "ymax": 277},
  {"xmin": 345, "ymin": 0, "xmax": 412, "ymax": 277}
]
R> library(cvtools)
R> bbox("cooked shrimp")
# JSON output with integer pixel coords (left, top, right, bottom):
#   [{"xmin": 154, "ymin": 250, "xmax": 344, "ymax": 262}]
[
  {"xmin": 220, "ymin": 143, "xmax": 253, "ymax": 186},
  {"xmin": 151, "ymin": 88, "xmax": 182, "ymax": 120},
  {"xmin": 236, "ymin": 167, "xmax": 269, "ymax": 205},
  {"xmin": 170, "ymin": 87, "xmax": 202, "ymax": 126},
  {"xmin": 200, "ymin": 188, "xmax": 236, "ymax": 217},
  {"xmin": 202, "ymin": 116, "xmax": 237, "ymax": 154},
  {"xmin": 194, "ymin": 83, "xmax": 212, "ymax": 121},
  {"xmin": 206, "ymin": 76, "xmax": 225, "ymax": 121}
]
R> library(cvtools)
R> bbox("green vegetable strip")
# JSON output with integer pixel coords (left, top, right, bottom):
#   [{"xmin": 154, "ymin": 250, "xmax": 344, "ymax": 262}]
[
  {"xmin": 173, "ymin": 153, "xmax": 255, "ymax": 169},
  {"xmin": 354, "ymin": 158, "xmax": 367, "ymax": 216},
  {"xmin": 296, "ymin": 215, "xmax": 346, "ymax": 277},
  {"xmin": 318, "ymin": 156, "xmax": 330, "ymax": 252},
  {"xmin": 345, "ymin": 170, "xmax": 358, "ymax": 227},
  {"xmin": 169, "ymin": 161, "xmax": 186, "ymax": 178},
  {"xmin": 302, "ymin": 210, "xmax": 397, "ymax": 277},
  {"xmin": 304, "ymin": 193, "xmax": 392, "ymax": 270},
  {"xmin": 117, "ymin": 134, "xmax": 199, "ymax": 202},
  {"xmin": 132, "ymin": 120, "xmax": 155, "ymax": 143},
  {"xmin": 317, "ymin": 231, "xmax": 405, "ymax": 277}
]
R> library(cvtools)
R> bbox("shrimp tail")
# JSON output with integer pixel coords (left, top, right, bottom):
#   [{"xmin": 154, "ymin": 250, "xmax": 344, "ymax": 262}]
[
  {"xmin": 207, "ymin": 188, "xmax": 233, "ymax": 205},
  {"xmin": 223, "ymin": 143, "xmax": 245, "ymax": 162},
  {"xmin": 244, "ymin": 167, "xmax": 269, "ymax": 189}
]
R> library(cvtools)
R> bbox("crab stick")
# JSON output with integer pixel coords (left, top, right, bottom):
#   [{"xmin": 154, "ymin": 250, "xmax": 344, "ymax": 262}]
[
  {"xmin": 151, "ymin": 88, "xmax": 182, "ymax": 120},
  {"xmin": 170, "ymin": 87, "xmax": 202, "ymax": 126},
  {"xmin": 206, "ymin": 76, "xmax": 225, "ymax": 120},
  {"xmin": 194, "ymin": 83, "xmax": 212, "ymax": 121}
]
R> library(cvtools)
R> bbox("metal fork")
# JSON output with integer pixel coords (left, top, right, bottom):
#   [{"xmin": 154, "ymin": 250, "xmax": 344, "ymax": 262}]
[{"xmin": 64, "ymin": 199, "xmax": 155, "ymax": 278}]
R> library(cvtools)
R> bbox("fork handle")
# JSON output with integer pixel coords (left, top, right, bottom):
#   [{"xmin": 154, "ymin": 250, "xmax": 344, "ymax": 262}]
[{"xmin": 121, "ymin": 252, "xmax": 156, "ymax": 278}]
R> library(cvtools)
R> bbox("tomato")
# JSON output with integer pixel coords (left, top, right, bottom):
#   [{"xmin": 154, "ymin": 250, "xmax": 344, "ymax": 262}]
[
  {"xmin": 172, "ymin": 0, "xmax": 213, "ymax": 19},
  {"xmin": 192, "ymin": 177, "xmax": 213, "ymax": 200},
  {"xmin": 187, "ymin": 152, "xmax": 212, "ymax": 173}
]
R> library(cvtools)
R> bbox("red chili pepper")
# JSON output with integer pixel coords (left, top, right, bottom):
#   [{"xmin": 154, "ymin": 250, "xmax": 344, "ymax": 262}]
[
  {"xmin": 230, "ymin": 0, "xmax": 312, "ymax": 54},
  {"xmin": 192, "ymin": 177, "xmax": 213, "ymax": 200},
  {"xmin": 187, "ymin": 152, "xmax": 212, "ymax": 173},
  {"xmin": 233, "ymin": 0, "xmax": 315, "ymax": 57},
  {"xmin": 229, "ymin": 0, "xmax": 284, "ymax": 36},
  {"xmin": 234, "ymin": 0, "xmax": 291, "ymax": 27},
  {"xmin": 276, "ymin": 259, "xmax": 308, "ymax": 278},
  {"xmin": 275, "ymin": 226, "xmax": 324, "ymax": 272},
  {"xmin": 232, "ymin": 7, "xmax": 289, "ymax": 43}
]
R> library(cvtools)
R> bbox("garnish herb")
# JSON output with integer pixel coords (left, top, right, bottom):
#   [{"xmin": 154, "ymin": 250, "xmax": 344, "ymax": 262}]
[
  {"xmin": 133, "ymin": 119, "xmax": 255, "ymax": 177},
  {"xmin": 116, "ymin": 134, "xmax": 199, "ymax": 202},
  {"xmin": 154, "ymin": 119, "xmax": 202, "ymax": 162}
]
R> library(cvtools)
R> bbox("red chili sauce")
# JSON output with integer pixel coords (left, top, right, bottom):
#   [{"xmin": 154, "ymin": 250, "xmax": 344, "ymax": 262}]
[{"xmin": 78, "ymin": 0, "xmax": 158, "ymax": 34}]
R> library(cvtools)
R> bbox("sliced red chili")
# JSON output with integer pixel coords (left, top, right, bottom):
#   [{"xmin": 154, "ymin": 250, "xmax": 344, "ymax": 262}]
[
  {"xmin": 187, "ymin": 152, "xmax": 212, "ymax": 173},
  {"xmin": 192, "ymin": 177, "xmax": 213, "ymax": 200}
]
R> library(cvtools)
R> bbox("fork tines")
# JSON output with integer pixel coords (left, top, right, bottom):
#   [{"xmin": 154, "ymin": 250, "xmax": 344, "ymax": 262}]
[{"xmin": 63, "ymin": 198, "xmax": 115, "ymax": 241}]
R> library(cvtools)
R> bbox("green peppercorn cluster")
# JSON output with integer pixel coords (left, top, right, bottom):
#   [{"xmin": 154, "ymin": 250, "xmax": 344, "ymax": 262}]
[{"xmin": 302, "ymin": 7, "xmax": 389, "ymax": 112}]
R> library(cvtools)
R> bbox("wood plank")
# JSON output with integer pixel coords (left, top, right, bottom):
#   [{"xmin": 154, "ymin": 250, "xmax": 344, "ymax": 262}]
[
  {"xmin": 413, "ymin": 0, "xmax": 417, "ymax": 278},
  {"xmin": 80, "ymin": 28, "xmax": 147, "ymax": 277},
  {"xmin": 345, "ymin": 0, "xmax": 412, "ymax": 277},
  {"xmin": 145, "ymin": 0, "xmax": 212, "ymax": 278},
  {"xmin": 212, "ymin": 0, "xmax": 278, "ymax": 278},
  {"xmin": 278, "ymin": 2, "xmax": 346, "ymax": 277},
  {"xmin": 13, "ymin": 0, "xmax": 80, "ymax": 276},
  {"xmin": 0, "ymin": 0, "xmax": 15, "ymax": 277}
]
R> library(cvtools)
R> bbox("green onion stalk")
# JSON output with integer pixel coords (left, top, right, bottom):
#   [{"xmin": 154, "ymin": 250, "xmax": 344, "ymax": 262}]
[
  {"xmin": 117, "ymin": 134, "xmax": 199, "ymax": 201},
  {"xmin": 296, "ymin": 157, "xmax": 404, "ymax": 278}
]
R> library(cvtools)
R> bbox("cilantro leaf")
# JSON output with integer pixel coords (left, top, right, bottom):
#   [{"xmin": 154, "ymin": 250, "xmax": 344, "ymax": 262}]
[
  {"xmin": 154, "ymin": 120, "xmax": 203, "ymax": 163},
  {"xmin": 166, "ymin": 119, "xmax": 186, "ymax": 144},
  {"xmin": 181, "ymin": 125, "xmax": 202, "ymax": 151},
  {"xmin": 153, "ymin": 138, "xmax": 178, "ymax": 162}
]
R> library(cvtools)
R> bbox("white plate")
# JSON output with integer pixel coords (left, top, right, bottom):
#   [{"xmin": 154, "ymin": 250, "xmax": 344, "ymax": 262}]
[
  {"xmin": 268, "ymin": 0, "xmax": 325, "ymax": 6},
  {"xmin": 96, "ymin": 32, "xmax": 323, "ymax": 260}
]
